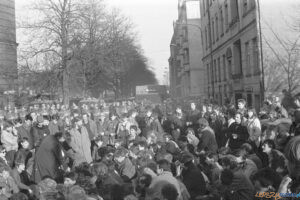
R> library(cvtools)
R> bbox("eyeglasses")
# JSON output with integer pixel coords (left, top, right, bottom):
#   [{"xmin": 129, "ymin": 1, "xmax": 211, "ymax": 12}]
[{"xmin": 0, "ymin": 151, "xmax": 6, "ymax": 154}]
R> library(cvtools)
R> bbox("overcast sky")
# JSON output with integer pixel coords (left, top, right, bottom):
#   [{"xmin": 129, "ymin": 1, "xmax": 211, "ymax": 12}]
[
  {"xmin": 15, "ymin": 0, "xmax": 300, "ymax": 84},
  {"xmin": 15, "ymin": 0, "xmax": 178, "ymax": 84}
]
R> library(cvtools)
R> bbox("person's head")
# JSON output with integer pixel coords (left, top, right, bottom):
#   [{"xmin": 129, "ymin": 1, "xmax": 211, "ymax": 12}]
[
  {"xmin": 94, "ymin": 137, "xmax": 103, "ymax": 147},
  {"xmin": 64, "ymin": 172, "xmax": 77, "ymax": 186},
  {"xmin": 51, "ymin": 114, "xmax": 59, "ymax": 124},
  {"xmin": 175, "ymin": 106, "xmax": 182, "ymax": 114},
  {"xmin": 240, "ymin": 143, "xmax": 254, "ymax": 156},
  {"xmin": 137, "ymin": 174, "xmax": 152, "ymax": 189},
  {"xmin": 0, "ymin": 166, "xmax": 10, "ymax": 179},
  {"xmin": 273, "ymin": 96, "xmax": 281, "ymax": 107},
  {"xmin": 262, "ymin": 139, "xmax": 275, "ymax": 154},
  {"xmin": 54, "ymin": 132, "xmax": 65, "ymax": 142},
  {"xmin": 237, "ymin": 99, "xmax": 246, "ymax": 109},
  {"xmin": 82, "ymin": 113, "xmax": 89, "ymax": 123},
  {"xmin": 98, "ymin": 147, "xmax": 114, "ymax": 162},
  {"xmin": 91, "ymin": 162, "xmax": 108, "ymax": 179},
  {"xmin": 207, "ymin": 104, "xmax": 213, "ymax": 112},
  {"xmin": 109, "ymin": 111, "xmax": 118, "ymax": 120},
  {"xmin": 13, "ymin": 118, "xmax": 22, "ymax": 127},
  {"xmin": 146, "ymin": 131, "xmax": 157, "ymax": 145},
  {"xmin": 163, "ymin": 134, "xmax": 172, "ymax": 143},
  {"xmin": 205, "ymin": 152, "xmax": 218, "ymax": 165},
  {"xmin": 157, "ymin": 159, "xmax": 171, "ymax": 174},
  {"xmin": 20, "ymin": 138, "xmax": 30, "ymax": 149},
  {"xmin": 3, "ymin": 120, "xmax": 14, "ymax": 132},
  {"xmin": 161, "ymin": 184, "xmax": 179, "ymax": 200},
  {"xmin": 247, "ymin": 108, "xmax": 257, "ymax": 119},
  {"xmin": 0, "ymin": 146, "xmax": 6, "ymax": 158},
  {"xmin": 129, "ymin": 125, "xmax": 138, "ymax": 140},
  {"xmin": 128, "ymin": 109, "xmax": 138, "ymax": 118},
  {"xmin": 43, "ymin": 116, "xmax": 50, "ymax": 126},
  {"xmin": 190, "ymin": 102, "xmax": 196, "ymax": 110},
  {"xmin": 252, "ymin": 168, "xmax": 282, "ymax": 193},
  {"xmin": 177, "ymin": 136, "xmax": 188, "ymax": 150},
  {"xmin": 294, "ymin": 93, "xmax": 300, "ymax": 108},
  {"xmin": 15, "ymin": 162, "xmax": 25, "ymax": 172},
  {"xmin": 198, "ymin": 118, "xmax": 209, "ymax": 131},
  {"xmin": 234, "ymin": 112, "xmax": 242, "ymax": 124},
  {"xmin": 146, "ymin": 107, "xmax": 152, "ymax": 118},
  {"xmin": 72, "ymin": 117, "xmax": 82, "ymax": 129},
  {"xmin": 114, "ymin": 147, "xmax": 128, "ymax": 164},
  {"xmin": 220, "ymin": 156, "xmax": 238, "ymax": 170},
  {"xmin": 36, "ymin": 115, "xmax": 44, "ymax": 126}
]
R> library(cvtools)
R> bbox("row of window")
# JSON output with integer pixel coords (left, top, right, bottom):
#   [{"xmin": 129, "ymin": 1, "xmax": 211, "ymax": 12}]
[
  {"xmin": 206, "ymin": 54, "xmax": 228, "ymax": 85},
  {"xmin": 202, "ymin": 0, "xmax": 255, "ymax": 49},
  {"xmin": 206, "ymin": 37, "xmax": 259, "ymax": 85},
  {"xmin": 245, "ymin": 38, "xmax": 260, "ymax": 75}
]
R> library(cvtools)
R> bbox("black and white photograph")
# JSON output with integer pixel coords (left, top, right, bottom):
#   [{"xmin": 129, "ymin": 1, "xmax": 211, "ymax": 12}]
[{"xmin": 0, "ymin": 0, "xmax": 299, "ymax": 199}]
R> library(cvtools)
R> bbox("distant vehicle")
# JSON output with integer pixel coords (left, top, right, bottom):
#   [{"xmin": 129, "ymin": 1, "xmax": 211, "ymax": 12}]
[{"xmin": 135, "ymin": 85, "xmax": 168, "ymax": 104}]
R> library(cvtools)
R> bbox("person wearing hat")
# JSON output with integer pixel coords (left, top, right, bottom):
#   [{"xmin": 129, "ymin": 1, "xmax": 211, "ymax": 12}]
[{"xmin": 178, "ymin": 151, "xmax": 206, "ymax": 200}]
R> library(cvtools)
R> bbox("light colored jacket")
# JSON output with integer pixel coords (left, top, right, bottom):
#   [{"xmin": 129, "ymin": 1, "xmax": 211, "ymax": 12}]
[
  {"xmin": 247, "ymin": 117, "xmax": 261, "ymax": 146},
  {"xmin": 1, "ymin": 130, "xmax": 18, "ymax": 152},
  {"xmin": 69, "ymin": 126, "xmax": 92, "ymax": 164}
]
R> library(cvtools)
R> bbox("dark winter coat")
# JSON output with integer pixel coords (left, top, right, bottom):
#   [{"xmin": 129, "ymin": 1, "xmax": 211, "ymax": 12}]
[
  {"xmin": 182, "ymin": 162, "xmax": 206, "ymax": 199},
  {"xmin": 227, "ymin": 123, "xmax": 249, "ymax": 150},
  {"xmin": 198, "ymin": 127, "xmax": 218, "ymax": 153},
  {"xmin": 33, "ymin": 135, "xmax": 63, "ymax": 183}
]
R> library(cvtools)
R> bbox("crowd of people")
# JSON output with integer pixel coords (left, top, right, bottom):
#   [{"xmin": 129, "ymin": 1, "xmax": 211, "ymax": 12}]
[{"xmin": 0, "ymin": 92, "xmax": 299, "ymax": 200}]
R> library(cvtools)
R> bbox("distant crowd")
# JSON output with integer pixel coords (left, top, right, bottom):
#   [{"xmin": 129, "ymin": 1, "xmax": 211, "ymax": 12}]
[{"xmin": 0, "ymin": 91, "xmax": 299, "ymax": 200}]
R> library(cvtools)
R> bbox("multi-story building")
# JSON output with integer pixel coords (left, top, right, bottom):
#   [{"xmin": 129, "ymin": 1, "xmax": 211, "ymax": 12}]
[
  {"xmin": 200, "ymin": 0, "xmax": 263, "ymax": 110},
  {"xmin": 0, "ymin": 0, "xmax": 18, "ymax": 106},
  {"xmin": 169, "ymin": 0, "xmax": 205, "ymax": 100}
]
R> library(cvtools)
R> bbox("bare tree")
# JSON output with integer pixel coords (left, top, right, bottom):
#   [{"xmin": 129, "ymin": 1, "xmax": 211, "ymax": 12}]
[
  {"xmin": 19, "ymin": 0, "xmax": 81, "ymax": 105},
  {"xmin": 262, "ymin": 22, "xmax": 300, "ymax": 94}
]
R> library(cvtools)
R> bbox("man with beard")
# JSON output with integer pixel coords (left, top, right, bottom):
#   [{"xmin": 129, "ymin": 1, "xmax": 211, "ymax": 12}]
[{"xmin": 33, "ymin": 132, "xmax": 65, "ymax": 183}]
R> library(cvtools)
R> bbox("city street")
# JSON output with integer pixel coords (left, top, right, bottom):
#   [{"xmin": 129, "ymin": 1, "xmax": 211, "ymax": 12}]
[{"xmin": 0, "ymin": 0, "xmax": 299, "ymax": 200}]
